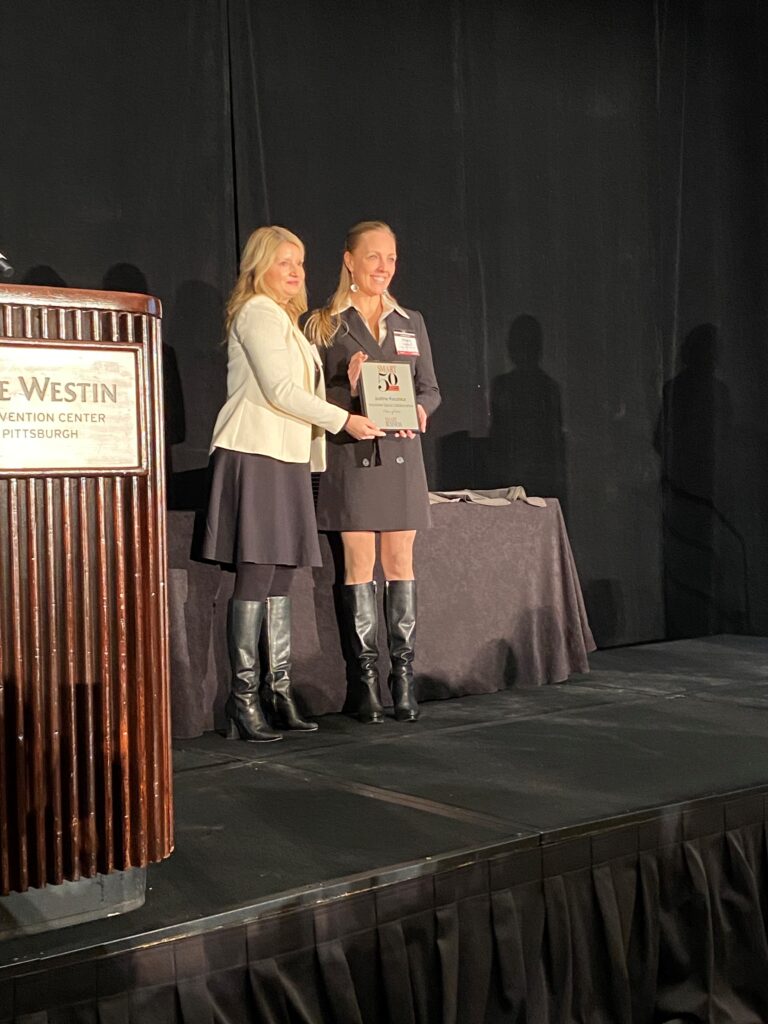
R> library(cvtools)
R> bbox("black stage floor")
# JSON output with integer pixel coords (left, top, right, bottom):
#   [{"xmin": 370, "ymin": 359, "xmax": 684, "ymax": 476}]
[{"xmin": 3, "ymin": 634, "xmax": 768, "ymax": 1017}]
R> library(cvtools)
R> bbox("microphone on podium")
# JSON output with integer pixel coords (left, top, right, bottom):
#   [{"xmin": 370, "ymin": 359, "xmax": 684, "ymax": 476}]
[{"xmin": 0, "ymin": 252, "xmax": 15, "ymax": 278}]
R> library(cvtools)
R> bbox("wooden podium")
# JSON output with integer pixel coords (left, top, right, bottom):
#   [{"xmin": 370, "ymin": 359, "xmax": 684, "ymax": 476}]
[{"xmin": 0, "ymin": 285, "xmax": 173, "ymax": 905}]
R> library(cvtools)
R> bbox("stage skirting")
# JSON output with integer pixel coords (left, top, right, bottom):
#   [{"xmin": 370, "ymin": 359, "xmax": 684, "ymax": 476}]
[
  {"xmin": 3, "ymin": 793, "xmax": 766, "ymax": 1021},
  {"xmin": 168, "ymin": 498, "xmax": 595, "ymax": 738}
]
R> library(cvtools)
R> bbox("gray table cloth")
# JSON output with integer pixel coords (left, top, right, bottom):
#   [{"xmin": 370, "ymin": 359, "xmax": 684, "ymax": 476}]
[{"xmin": 168, "ymin": 499, "xmax": 595, "ymax": 738}]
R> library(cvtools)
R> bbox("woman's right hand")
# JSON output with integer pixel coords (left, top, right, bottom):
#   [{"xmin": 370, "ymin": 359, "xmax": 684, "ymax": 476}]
[{"xmin": 345, "ymin": 414, "xmax": 385, "ymax": 441}]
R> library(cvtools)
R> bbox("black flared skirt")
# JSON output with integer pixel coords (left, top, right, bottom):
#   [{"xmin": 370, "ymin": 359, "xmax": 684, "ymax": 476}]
[{"xmin": 203, "ymin": 447, "xmax": 322, "ymax": 567}]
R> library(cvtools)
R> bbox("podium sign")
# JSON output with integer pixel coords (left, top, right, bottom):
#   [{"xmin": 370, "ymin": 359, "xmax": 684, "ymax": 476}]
[{"xmin": 0, "ymin": 342, "xmax": 145, "ymax": 473}]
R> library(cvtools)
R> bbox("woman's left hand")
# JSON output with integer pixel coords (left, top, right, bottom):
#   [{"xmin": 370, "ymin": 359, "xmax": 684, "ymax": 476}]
[{"xmin": 394, "ymin": 405, "xmax": 428, "ymax": 439}]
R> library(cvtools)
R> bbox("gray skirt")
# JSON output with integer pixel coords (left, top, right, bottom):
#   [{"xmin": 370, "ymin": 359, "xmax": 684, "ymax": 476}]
[{"xmin": 203, "ymin": 448, "xmax": 322, "ymax": 567}]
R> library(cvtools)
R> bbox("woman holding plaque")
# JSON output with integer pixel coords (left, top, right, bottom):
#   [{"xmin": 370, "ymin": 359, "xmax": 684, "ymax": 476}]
[
  {"xmin": 305, "ymin": 221, "xmax": 441, "ymax": 724},
  {"xmin": 204, "ymin": 225, "xmax": 383, "ymax": 742}
]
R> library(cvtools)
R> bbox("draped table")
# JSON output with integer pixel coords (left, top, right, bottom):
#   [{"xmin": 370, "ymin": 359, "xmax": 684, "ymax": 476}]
[{"xmin": 167, "ymin": 499, "xmax": 595, "ymax": 738}]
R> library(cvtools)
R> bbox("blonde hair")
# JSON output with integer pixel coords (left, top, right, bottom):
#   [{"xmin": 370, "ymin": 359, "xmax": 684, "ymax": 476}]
[
  {"xmin": 225, "ymin": 225, "xmax": 308, "ymax": 333},
  {"xmin": 305, "ymin": 220, "xmax": 397, "ymax": 348}
]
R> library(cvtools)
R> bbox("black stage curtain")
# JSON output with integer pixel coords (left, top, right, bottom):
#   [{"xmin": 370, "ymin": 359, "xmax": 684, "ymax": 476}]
[
  {"xmin": 7, "ymin": 811, "xmax": 768, "ymax": 1022},
  {"xmin": 656, "ymin": 3, "xmax": 768, "ymax": 641},
  {"xmin": 2, "ymin": 1, "xmax": 767, "ymax": 646},
  {"xmin": 1, "ymin": 0, "xmax": 237, "ymax": 492}
]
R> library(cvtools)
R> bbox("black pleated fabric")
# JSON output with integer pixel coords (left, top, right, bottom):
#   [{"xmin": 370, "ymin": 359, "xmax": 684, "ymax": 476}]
[{"xmin": 5, "ymin": 816, "xmax": 768, "ymax": 1023}]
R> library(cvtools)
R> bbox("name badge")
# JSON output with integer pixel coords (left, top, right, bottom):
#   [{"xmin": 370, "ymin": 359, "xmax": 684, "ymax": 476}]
[{"xmin": 393, "ymin": 330, "xmax": 419, "ymax": 357}]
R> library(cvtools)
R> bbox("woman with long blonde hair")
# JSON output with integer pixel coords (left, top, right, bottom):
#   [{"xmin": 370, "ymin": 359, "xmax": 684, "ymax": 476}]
[
  {"xmin": 306, "ymin": 221, "xmax": 441, "ymax": 724},
  {"xmin": 203, "ymin": 225, "xmax": 382, "ymax": 742}
]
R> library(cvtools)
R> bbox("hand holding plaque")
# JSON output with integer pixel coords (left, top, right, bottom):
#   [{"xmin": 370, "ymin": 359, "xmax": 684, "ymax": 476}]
[{"xmin": 358, "ymin": 360, "xmax": 420, "ymax": 433}]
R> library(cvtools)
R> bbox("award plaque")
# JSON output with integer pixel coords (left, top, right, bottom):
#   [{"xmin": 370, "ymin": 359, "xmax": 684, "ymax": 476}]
[{"xmin": 358, "ymin": 360, "xmax": 420, "ymax": 432}]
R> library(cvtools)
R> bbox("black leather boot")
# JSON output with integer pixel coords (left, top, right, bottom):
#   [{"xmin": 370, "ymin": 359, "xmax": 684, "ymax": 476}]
[
  {"xmin": 224, "ymin": 600, "xmax": 282, "ymax": 742},
  {"xmin": 262, "ymin": 596, "xmax": 318, "ymax": 732},
  {"xmin": 384, "ymin": 580, "xmax": 420, "ymax": 722},
  {"xmin": 341, "ymin": 581, "xmax": 384, "ymax": 724}
]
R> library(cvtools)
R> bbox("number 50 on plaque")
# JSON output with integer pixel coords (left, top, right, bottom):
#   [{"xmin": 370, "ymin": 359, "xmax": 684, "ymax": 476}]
[{"xmin": 358, "ymin": 360, "xmax": 420, "ymax": 432}]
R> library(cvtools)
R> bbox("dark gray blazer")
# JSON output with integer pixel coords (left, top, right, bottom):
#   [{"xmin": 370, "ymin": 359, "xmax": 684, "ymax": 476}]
[{"xmin": 315, "ymin": 306, "xmax": 441, "ymax": 532}]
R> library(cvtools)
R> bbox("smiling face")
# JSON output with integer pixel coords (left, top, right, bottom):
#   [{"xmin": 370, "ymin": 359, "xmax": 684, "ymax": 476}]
[
  {"xmin": 344, "ymin": 229, "xmax": 397, "ymax": 298},
  {"xmin": 262, "ymin": 241, "xmax": 305, "ymax": 304}
]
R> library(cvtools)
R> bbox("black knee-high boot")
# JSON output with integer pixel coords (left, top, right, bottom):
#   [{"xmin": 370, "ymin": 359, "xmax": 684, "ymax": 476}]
[
  {"xmin": 262, "ymin": 596, "xmax": 318, "ymax": 731},
  {"xmin": 225, "ymin": 600, "xmax": 282, "ymax": 742},
  {"xmin": 384, "ymin": 580, "xmax": 419, "ymax": 722},
  {"xmin": 341, "ymin": 581, "xmax": 384, "ymax": 724}
]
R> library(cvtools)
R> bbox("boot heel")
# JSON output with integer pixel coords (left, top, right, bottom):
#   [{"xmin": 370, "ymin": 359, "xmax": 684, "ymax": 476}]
[
  {"xmin": 226, "ymin": 717, "xmax": 241, "ymax": 740},
  {"xmin": 358, "ymin": 708, "xmax": 384, "ymax": 725}
]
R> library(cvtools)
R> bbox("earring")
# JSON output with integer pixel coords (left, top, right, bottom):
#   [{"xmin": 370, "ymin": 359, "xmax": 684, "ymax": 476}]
[{"xmin": 350, "ymin": 281, "xmax": 359, "ymax": 293}]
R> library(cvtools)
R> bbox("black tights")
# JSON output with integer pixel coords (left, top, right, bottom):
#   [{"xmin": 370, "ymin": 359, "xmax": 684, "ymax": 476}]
[{"xmin": 233, "ymin": 563, "xmax": 296, "ymax": 602}]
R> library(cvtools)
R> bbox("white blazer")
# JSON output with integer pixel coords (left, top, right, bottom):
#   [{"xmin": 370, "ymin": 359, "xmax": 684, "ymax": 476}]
[{"xmin": 209, "ymin": 294, "xmax": 348, "ymax": 471}]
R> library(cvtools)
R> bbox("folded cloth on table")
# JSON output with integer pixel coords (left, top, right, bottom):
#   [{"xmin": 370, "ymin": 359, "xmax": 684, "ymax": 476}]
[{"xmin": 429, "ymin": 486, "xmax": 547, "ymax": 507}]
